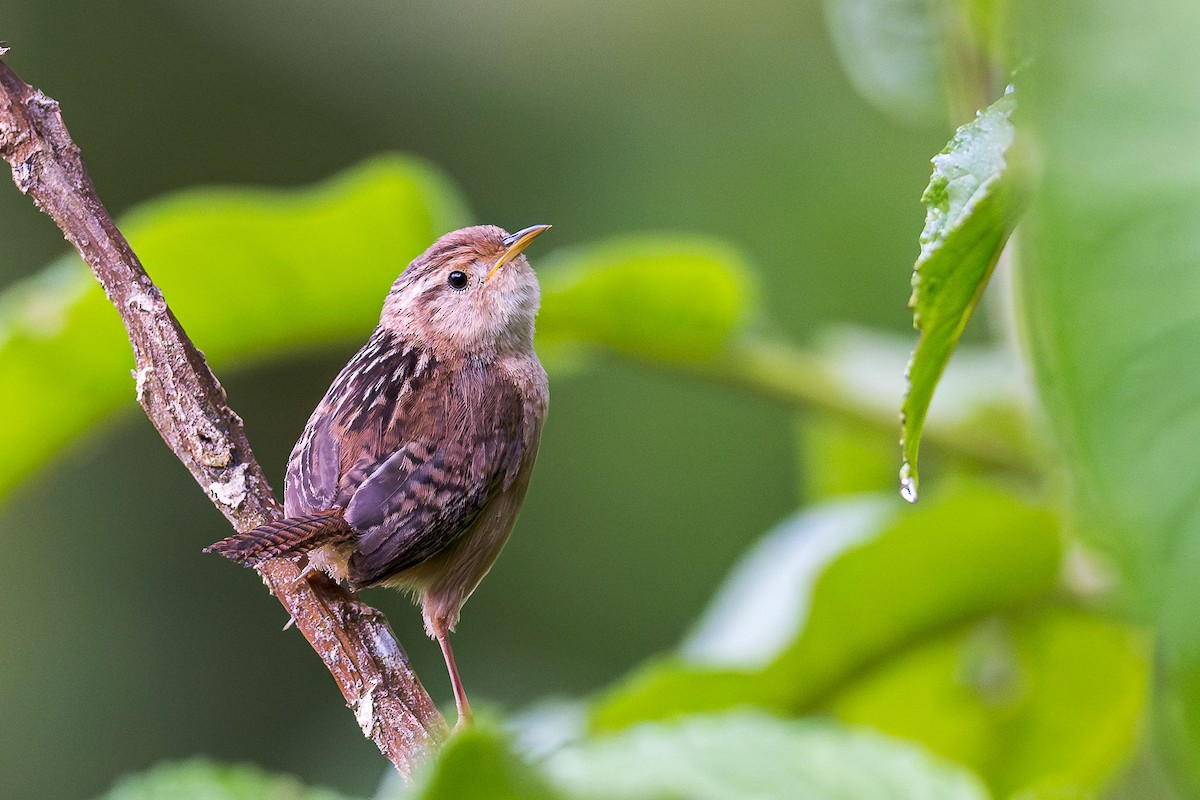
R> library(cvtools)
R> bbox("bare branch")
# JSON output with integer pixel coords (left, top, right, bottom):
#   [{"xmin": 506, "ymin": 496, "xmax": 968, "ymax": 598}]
[{"xmin": 0, "ymin": 56, "xmax": 447, "ymax": 775}]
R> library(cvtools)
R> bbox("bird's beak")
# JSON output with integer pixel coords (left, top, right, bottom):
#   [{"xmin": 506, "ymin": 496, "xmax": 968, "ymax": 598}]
[{"xmin": 486, "ymin": 224, "xmax": 552, "ymax": 281}]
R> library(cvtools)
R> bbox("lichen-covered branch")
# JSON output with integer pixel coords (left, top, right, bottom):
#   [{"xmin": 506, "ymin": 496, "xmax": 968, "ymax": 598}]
[{"xmin": 0, "ymin": 54, "xmax": 447, "ymax": 775}]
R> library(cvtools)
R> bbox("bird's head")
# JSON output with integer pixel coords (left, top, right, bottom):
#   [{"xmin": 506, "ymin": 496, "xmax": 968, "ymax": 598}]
[{"xmin": 380, "ymin": 224, "xmax": 550, "ymax": 355}]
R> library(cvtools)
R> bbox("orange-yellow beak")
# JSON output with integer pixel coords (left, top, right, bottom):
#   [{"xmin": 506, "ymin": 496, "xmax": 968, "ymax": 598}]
[{"xmin": 486, "ymin": 224, "xmax": 552, "ymax": 281}]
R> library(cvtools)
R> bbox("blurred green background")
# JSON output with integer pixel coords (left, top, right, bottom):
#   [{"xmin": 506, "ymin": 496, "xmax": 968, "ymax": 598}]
[{"xmin": 1, "ymin": 2, "xmax": 942, "ymax": 798}]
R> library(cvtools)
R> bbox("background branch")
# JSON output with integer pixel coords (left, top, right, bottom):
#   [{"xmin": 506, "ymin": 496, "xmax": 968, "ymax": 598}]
[
  {"xmin": 687, "ymin": 338, "xmax": 1037, "ymax": 475},
  {"xmin": 0, "ymin": 54, "xmax": 447, "ymax": 776}
]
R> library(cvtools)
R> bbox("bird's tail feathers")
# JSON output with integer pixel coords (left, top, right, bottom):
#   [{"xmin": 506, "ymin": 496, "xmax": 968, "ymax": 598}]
[{"xmin": 204, "ymin": 510, "xmax": 354, "ymax": 567}]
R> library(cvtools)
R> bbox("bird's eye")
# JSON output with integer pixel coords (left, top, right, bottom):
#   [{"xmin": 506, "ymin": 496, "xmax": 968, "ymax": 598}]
[{"xmin": 447, "ymin": 270, "xmax": 469, "ymax": 290}]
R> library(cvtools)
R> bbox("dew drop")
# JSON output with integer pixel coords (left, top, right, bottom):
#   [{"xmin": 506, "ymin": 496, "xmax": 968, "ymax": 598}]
[{"xmin": 899, "ymin": 461, "xmax": 918, "ymax": 504}]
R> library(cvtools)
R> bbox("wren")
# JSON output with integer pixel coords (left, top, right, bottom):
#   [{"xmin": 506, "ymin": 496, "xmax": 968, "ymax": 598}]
[{"xmin": 207, "ymin": 224, "xmax": 551, "ymax": 728}]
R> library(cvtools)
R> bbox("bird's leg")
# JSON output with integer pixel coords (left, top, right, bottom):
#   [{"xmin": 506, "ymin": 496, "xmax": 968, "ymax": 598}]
[{"xmin": 436, "ymin": 629, "xmax": 472, "ymax": 730}]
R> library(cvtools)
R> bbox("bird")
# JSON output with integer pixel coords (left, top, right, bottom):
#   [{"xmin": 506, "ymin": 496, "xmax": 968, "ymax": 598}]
[{"xmin": 206, "ymin": 224, "xmax": 551, "ymax": 728}]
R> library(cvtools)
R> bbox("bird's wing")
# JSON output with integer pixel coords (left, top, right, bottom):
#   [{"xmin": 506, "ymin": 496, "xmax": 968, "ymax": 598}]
[
  {"xmin": 284, "ymin": 407, "xmax": 342, "ymax": 515},
  {"xmin": 282, "ymin": 329, "xmax": 533, "ymax": 587},
  {"xmin": 343, "ymin": 373, "xmax": 529, "ymax": 587},
  {"xmin": 314, "ymin": 333, "xmax": 531, "ymax": 587},
  {"xmin": 342, "ymin": 427, "xmax": 521, "ymax": 588},
  {"xmin": 284, "ymin": 331, "xmax": 428, "ymax": 516}
]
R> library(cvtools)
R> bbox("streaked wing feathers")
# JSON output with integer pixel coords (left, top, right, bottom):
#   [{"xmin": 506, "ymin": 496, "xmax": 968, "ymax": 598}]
[
  {"xmin": 346, "ymin": 444, "xmax": 494, "ymax": 583},
  {"xmin": 284, "ymin": 412, "xmax": 341, "ymax": 514},
  {"xmin": 284, "ymin": 329, "xmax": 531, "ymax": 588}
]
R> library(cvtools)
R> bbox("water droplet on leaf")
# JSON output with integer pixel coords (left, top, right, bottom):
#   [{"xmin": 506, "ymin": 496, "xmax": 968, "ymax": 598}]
[{"xmin": 899, "ymin": 461, "xmax": 918, "ymax": 503}]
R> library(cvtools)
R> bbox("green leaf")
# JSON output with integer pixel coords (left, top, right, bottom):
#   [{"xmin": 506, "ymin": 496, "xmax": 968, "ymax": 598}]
[
  {"xmin": 590, "ymin": 483, "xmax": 1149, "ymax": 797},
  {"xmin": 821, "ymin": 0, "xmax": 948, "ymax": 127},
  {"xmin": 407, "ymin": 723, "xmax": 563, "ymax": 800},
  {"xmin": 1013, "ymin": 0, "xmax": 1200, "ymax": 790},
  {"xmin": 0, "ymin": 167, "xmax": 761, "ymax": 501},
  {"xmin": 544, "ymin": 712, "xmax": 990, "ymax": 800},
  {"xmin": 95, "ymin": 760, "xmax": 358, "ymax": 800},
  {"xmin": 682, "ymin": 497, "xmax": 893, "ymax": 669},
  {"xmin": 402, "ymin": 714, "xmax": 988, "ymax": 800},
  {"xmin": 821, "ymin": 0, "xmax": 1015, "ymax": 129},
  {"xmin": 803, "ymin": 328, "xmax": 1034, "ymax": 501},
  {"xmin": 587, "ymin": 660, "xmax": 768, "ymax": 735},
  {"xmin": 799, "ymin": 414, "xmax": 900, "ymax": 501},
  {"xmin": 0, "ymin": 155, "xmax": 468, "ymax": 499},
  {"xmin": 764, "ymin": 481, "xmax": 1058, "ymax": 704},
  {"xmin": 591, "ymin": 482, "xmax": 1061, "ymax": 729},
  {"xmin": 901, "ymin": 90, "xmax": 1024, "ymax": 502},
  {"xmin": 829, "ymin": 609, "xmax": 1150, "ymax": 797},
  {"xmin": 536, "ymin": 237, "xmax": 755, "ymax": 364}
]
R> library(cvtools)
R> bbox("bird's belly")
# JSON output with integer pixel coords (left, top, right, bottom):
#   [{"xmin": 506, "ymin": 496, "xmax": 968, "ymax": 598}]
[
  {"xmin": 381, "ymin": 489, "xmax": 521, "ymax": 594},
  {"xmin": 378, "ymin": 472, "xmax": 533, "ymax": 636}
]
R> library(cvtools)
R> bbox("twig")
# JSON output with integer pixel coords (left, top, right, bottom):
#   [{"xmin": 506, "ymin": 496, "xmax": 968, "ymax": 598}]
[
  {"xmin": 0, "ymin": 56, "xmax": 447, "ymax": 775},
  {"xmin": 703, "ymin": 337, "xmax": 1038, "ymax": 475},
  {"xmin": 619, "ymin": 337, "xmax": 1037, "ymax": 477}
]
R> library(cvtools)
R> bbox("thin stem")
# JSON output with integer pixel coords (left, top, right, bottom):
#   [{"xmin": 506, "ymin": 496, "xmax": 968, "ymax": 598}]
[{"xmin": 657, "ymin": 336, "xmax": 1038, "ymax": 477}]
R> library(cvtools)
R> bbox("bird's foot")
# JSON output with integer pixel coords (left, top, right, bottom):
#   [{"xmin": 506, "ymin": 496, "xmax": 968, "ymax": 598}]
[{"xmin": 291, "ymin": 558, "xmax": 323, "ymax": 588}]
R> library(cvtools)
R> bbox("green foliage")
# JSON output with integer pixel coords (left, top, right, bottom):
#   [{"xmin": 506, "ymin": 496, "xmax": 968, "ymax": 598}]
[
  {"xmin": 1013, "ymin": 0, "xmax": 1200, "ymax": 790},
  {"xmin": 802, "ymin": 329, "xmax": 1034, "ymax": 501},
  {"xmin": 592, "ymin": 483, "xmax": 1061, "ymax": 728},
  {"xmin": 901, "ymin": 91, "xmax": 1023, "ymax": 502},
  {"xmin": 542, "ymin": 712, "xmax": 989, "ymax": 800},
  {"xmin": 397, "ymin": 714, "xmax": 991, "ymax": 800},
  {"xmin": 0, "ymin": 156, "xmax": 469, "ymax": 498},
  {"xmin": 800, "ymin": 414, "xmax": 899, "ymax": 500},
  {"xmin": 821, "ymin": 0, "xmax": 1013, "ymax": 128},
  {"xmin": 589, "ymin": 482, "xmax": 1149, "ymax": 797},
  {"xmin": 763, "ymin": 481, "xmax": 1057, "ymax": 705},
  {"xmin": 407, "ymin": 723, "xmax": 562, "ymax": 800},
  {"xmin": 830, "ymin": 609, "xmax": 1149, "ymax": 797},
  {"xmin": 8, "ymin": 0, "xmax": 1186, "ymax": 793},
  {"xmin": 821, "ymin": 0, "xmax": 948, "ymax": 126},
  {"xmin": 0, "ymin": 164, "xmax": 762, "ymax": 502},
  {"xmin": 95, "ymin": 760, "xmax": 358, "ymax": 800},
  {"xmin": 537, "ymin": 237, "xmax": 754, "ymax": 364}
]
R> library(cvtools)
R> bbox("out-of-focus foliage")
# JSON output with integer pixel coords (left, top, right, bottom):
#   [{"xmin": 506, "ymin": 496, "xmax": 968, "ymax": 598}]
[
  {"xmin": 96, "ymin": 761, "xmax": 358, "ymax": 800},
  {"xmin": 4, "ymin": 0, "xmax": 1194, "ymax": 796},
  {"xmin": 0, "ymin": 157, "xmax": 468, "ymax": 498},
  {"xmin": 395, "ymin": 714, "xmax": 989, "ymax": 800},
  {"xmin": 822, "ymin": 0, "xmax": 948, "ymax": 126},
  {"xmin": 591, "ymin": 484, "xmax": 1061, "ymax": 726},
  {"xmin": 804, "ymin": 329, "xmax": 1033, "ymax": 501},
  {"xmin": 821, "ymin": 0, "xmax": 1013, "ymax": 128},
  {"xmin": 588, "ymin": 483, "xmax": 1148, "ymax": 798},
  {"xmin": 537, "ymin": 238, "xmax": 754, "ymax": 364},
  {"xmin": 404, "ymin": 723, "xmax": 561, "ymax": 800},
  {"xmin": 900, "ymin": 91, "xmax": 1022, "ymax": 501},
  {"xmin": 541, "ymin": 713, "xmax": 990, "ymax": 800},
  {"xmin": 830, "ymin": 609, "xmax": 1148, "ymax": 797},
  {"xmin": 1013, "ymin": 0, "xmax": 1200, "ymax": 791},
  {"xmin": 0, "ymin": 165, "xmax": 759, "ymax": 501}
]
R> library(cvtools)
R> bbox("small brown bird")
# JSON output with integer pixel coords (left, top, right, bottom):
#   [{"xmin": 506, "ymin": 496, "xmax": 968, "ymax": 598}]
[{"xmin": 207, "ymin": 224, "xmax": 551, "ymax": 727}]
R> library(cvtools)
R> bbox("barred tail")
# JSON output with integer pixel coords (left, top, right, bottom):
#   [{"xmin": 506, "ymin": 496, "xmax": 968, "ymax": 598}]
[{"xmin": 204, "ymin": 510, "xmax": 355, "ymax": 566}]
